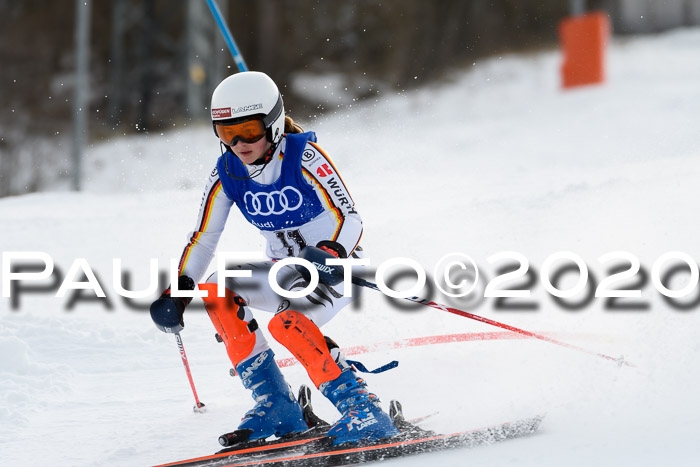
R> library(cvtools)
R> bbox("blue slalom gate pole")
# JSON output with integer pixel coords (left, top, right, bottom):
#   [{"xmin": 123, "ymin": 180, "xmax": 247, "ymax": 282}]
[{"xmin": 205, "ymin": 0, "xmax": 248, "ymax": 72}]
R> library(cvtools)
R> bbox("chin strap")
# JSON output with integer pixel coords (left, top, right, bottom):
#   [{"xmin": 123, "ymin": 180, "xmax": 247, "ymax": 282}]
[
  {"xmin": 220, "ymin": 140, "xmax": 278, "ymax": 181},
  {"xmin": 251, "ymin": 143, "xmax": 277, "ymax": 166}
]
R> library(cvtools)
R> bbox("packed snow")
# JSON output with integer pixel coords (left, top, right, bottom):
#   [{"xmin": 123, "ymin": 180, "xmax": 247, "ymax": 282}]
[{"xmin": 2, "ymin": 28, "xmax": 700, "ymax": 466}]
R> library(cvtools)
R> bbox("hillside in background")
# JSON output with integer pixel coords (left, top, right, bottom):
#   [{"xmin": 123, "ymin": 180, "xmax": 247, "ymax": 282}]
[{"xmin": 0, "ymin": 0, "xmax": 660, "ymax": 197}]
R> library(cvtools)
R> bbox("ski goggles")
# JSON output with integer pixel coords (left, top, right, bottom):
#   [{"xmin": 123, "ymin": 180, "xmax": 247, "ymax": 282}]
[{"xmin": 215, "ymin": 119, "xmax": 266, "ymax": 146}]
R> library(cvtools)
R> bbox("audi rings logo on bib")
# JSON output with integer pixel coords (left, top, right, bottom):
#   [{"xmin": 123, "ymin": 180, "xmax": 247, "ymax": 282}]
[{"xmin": 244, "ymin": 187, "xmax": 304, "ymax": 216}]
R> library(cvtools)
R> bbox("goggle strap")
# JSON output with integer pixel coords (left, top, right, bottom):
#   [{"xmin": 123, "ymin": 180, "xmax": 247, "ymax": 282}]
[{"xmin": 262, "ymin": 94, "xmax": 283, "ymax": 128}]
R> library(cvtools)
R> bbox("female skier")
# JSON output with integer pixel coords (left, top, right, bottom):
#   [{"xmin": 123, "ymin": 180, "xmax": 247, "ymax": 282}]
[{"xmin": 150, "ymin": 71, "xmax": 398, "ymax": 446}]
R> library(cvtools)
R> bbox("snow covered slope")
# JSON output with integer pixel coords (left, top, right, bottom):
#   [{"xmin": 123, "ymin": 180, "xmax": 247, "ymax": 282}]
[{"xmin": 2, "ymin": 28, "xmax": 700, "ymax": 466}]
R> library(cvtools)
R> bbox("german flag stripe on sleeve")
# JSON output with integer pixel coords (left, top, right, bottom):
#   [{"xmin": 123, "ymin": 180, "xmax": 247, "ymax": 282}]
[
  {"xmin": 177, "ymin": 180, "xmax": 222, "ymax": 273},
  {"xmin": 198, "ymin": 179, "xmax": 222, "ymax": 233},
  {"xmin": 308, "ymin": 141, "xmax": 355, "ymax": 203},
  {"xmin": 302, "ymin": 167, "xmax": 344, "ymax": 241}
]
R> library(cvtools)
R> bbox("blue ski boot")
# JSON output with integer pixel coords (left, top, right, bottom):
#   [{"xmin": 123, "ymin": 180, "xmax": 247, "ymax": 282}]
[
  {"xmin": 319, "ymin": 368, "xmax": 400, "ymax": 445},
  {"xmin": 235, "ymin": 350, "xmax": 308, "ymax": 441}
]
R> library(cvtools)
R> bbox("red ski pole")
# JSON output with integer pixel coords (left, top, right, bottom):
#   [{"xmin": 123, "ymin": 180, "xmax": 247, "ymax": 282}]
[
  {"xmin": 352, "ymin": 277, "xmax": 633, "ymax": 367},
  {"xmin": 175, "ymin": 332, "xmax": 207, "ymax": 412}
]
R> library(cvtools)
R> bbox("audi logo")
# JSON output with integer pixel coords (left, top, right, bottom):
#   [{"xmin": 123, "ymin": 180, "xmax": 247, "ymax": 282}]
[{"xmin": 243, "ymin": 187, "xmax": 304, "ymax": 216}]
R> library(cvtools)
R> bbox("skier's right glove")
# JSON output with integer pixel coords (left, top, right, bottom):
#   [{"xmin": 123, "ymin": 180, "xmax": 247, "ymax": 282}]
[{"xmin": 150, "ymin": 275, "xmax": 195, "ymax": 333}]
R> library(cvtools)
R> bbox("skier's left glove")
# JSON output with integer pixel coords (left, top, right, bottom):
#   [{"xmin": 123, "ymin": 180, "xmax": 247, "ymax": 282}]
[
  {"xmin": 298, "ymin": 241, "xmax": 348, "ymax": 286},
  {"xmin": 150, "ymin": 275, "xmax": 195, "ymax": 333}
]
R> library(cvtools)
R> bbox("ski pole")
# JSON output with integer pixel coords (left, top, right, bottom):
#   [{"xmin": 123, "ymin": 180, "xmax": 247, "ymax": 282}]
[
  {"xmin": 351, "ymin": 277, "xmax": 633, "ymax": 368},
  {"xmin": 175, "ymin": 332, "xmax": 207, "ymax": 412},
  {"xmin": 205, "ymin": 0, "xmax": 248, "ymax": 72}
]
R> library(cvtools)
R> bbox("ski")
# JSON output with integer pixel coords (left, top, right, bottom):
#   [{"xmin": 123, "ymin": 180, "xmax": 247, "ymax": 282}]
[
  {"xmin": 154, "ymin": 404, "xmax": 431, "ymax": 466},
  {"xmin": 155, "ymin": 413, "xmax": 542, "ymax": 467},
  {"xmin": 212, "ymin": 414, "xmax": 543, "ymax": 467},
  {"xmin": 154, "ymin": 383, "xmax": 542, "ymax": 467}
]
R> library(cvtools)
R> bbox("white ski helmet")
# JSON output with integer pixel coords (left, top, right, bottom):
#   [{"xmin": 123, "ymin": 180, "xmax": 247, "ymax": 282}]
[{"xmin": 210, "ymin": 71, "xmax": 285, "ymax": 147}]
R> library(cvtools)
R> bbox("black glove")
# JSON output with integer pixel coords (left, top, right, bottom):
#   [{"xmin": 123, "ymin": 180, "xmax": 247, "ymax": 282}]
[
  {"xmin": 150, "ymin": 275, "xmax": 195, "ymax": 333},
  {"xmin": 298, "ymin": 242, "xmax": 347, "ymax": 286}
]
